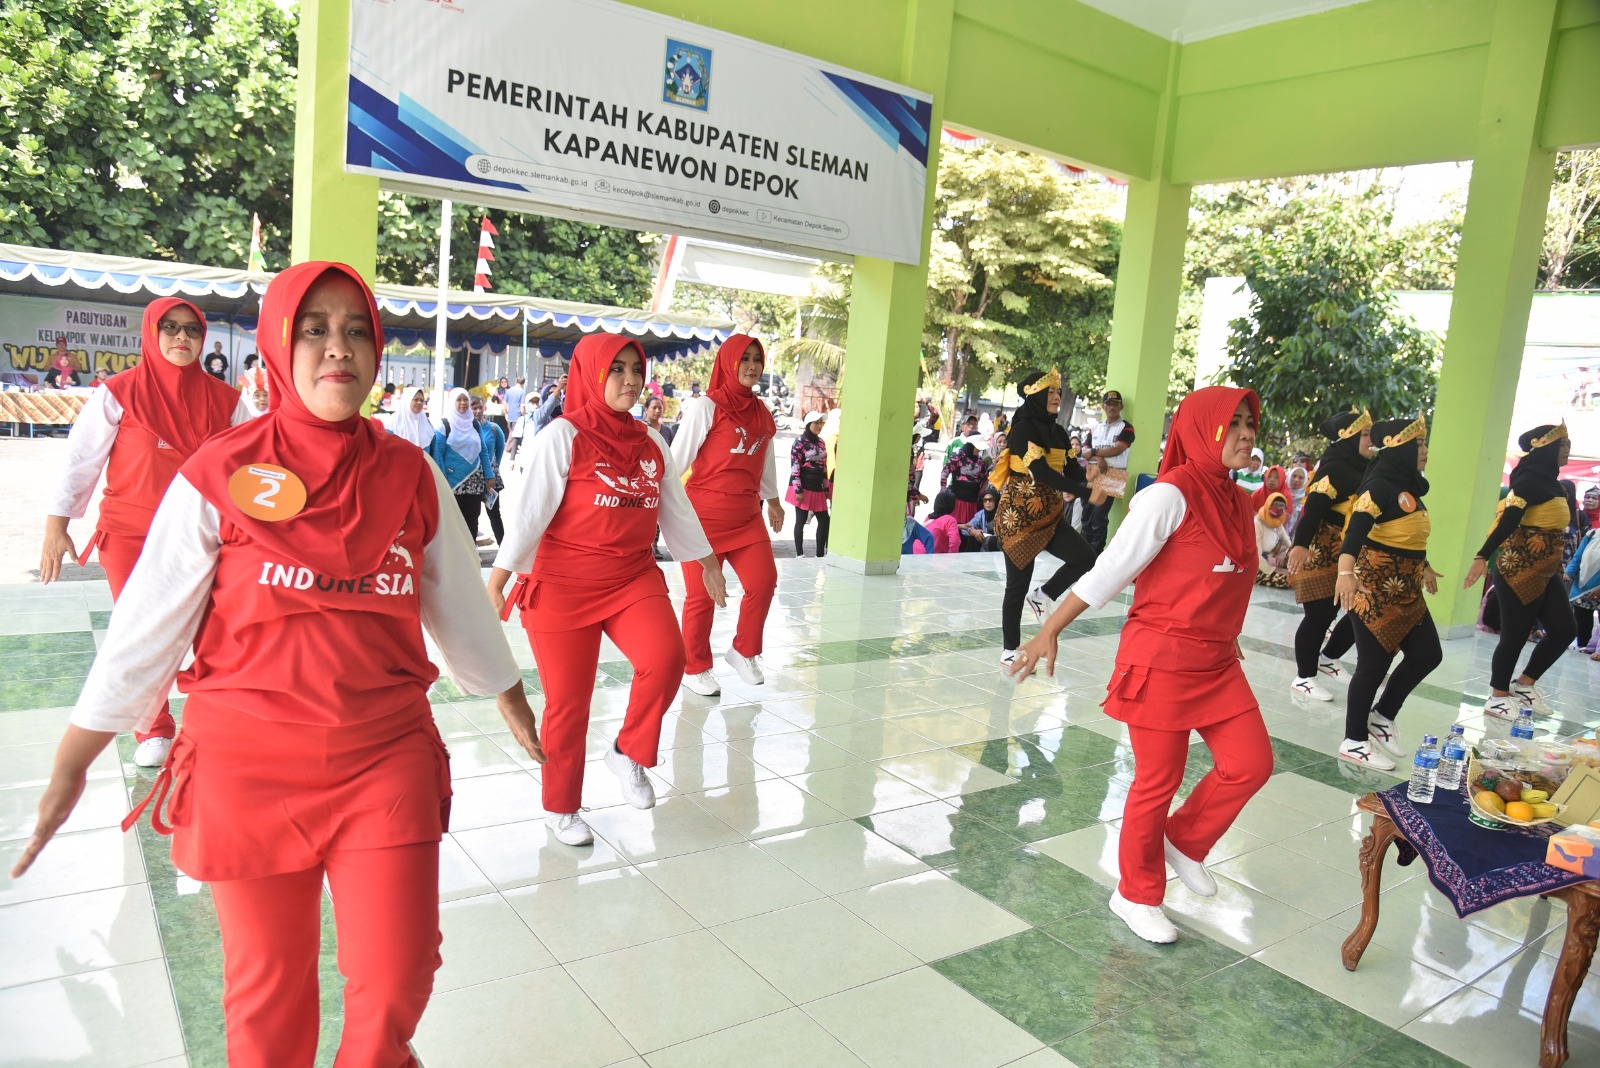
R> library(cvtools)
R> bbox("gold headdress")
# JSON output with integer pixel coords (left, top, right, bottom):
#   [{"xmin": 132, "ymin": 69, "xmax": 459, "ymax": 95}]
[
  {"xmin": 1023, "ymin": 368, "xmax": 1061, "ymax": 396},
  {"xmin": 1337, "ymin": 407, "xmax": 1373, "ymax": 440},
  {"xmin": 1531, "ymin": 421, "xmax": 1568, "ymax": 450},
  {"xmin": 1380, "ymin": 413, "xmax": 1426, "ymax": 449}
]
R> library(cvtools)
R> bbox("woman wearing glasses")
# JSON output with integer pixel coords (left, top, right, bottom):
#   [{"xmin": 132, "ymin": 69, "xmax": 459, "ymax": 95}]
[{"xmin": 39, "ymin": 298, "xmax": 249, "ymax": 767}]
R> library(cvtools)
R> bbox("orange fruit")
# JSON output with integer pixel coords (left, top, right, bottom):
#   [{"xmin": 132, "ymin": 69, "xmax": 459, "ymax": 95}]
[
  {"xmin": 1504, "ymin": 801, "xmax": 1535, "ymax": 822},
  {"xmin": 1474, "ymin": 791, "xmax": 1507, "ymax": 815}
]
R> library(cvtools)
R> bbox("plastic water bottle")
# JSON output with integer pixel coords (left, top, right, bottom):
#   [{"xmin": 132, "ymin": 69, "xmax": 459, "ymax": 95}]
[
  {"xmin": 1407, "ymin": 734, "xmax": 1440, "ymax": 804},
  {"xmin": 1436, "ymin": 725, "xmax": 1468, "ymax": 792},
  {"xmin": 1511, "ymin": 708, "xmax": 1536, "ymax": 741}
]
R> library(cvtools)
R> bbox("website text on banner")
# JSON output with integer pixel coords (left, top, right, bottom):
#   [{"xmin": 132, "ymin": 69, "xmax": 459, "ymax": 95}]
[{"xmin": 346, "ymin": 0, "xmax": 933, "ymax": 265}]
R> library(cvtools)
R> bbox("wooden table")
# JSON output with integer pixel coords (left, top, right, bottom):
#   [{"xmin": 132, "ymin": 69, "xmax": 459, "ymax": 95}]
[{"xmin": 1342, "ymin": 792, "xmax": 1600, "ymax": 1068}]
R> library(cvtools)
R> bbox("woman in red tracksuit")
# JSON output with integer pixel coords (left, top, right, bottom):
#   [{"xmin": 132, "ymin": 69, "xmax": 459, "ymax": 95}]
[
  {"xmin": 1011, "ymin": 386, "xmax": 1274, "ymax": 945},
  {"xmin": 672, "ymin": 335, "xmax": 784, "ymax": 696},
  {"xmin": 14, "ymin": 262, "xmax": 542, "ymax": 1066},
  {"xmin": 40, "ymin": 298, "xmax": 249, "ymax": 767},
  {"xmin": 488, "ymin": 334, "xmax": 726, "ymax": 847}
]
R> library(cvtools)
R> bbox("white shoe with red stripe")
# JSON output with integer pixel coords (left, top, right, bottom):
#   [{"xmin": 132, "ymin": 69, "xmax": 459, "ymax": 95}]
[{"xmin": 1337, "ymin": 739, "xmax": 1396, "ymax": 772}]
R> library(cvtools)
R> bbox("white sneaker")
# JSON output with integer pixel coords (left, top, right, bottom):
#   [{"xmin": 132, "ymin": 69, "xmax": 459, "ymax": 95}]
[
  {"xmin": 1317, "ymin": 656, "xmax": 1345, "ymax": 679},
  {"xmin": 1484, "ymin": 696, "xmax": 1521, "ymax": 721},
  {"xmin": 1366, "ymin": 715, "xmax": 1404, "ymax": 759},
  {"xmin": 723, "ymin": 648, "xmax": 765, "ymax": 686},
  {"xmin": 1000, "ymin": 650, "xmax": 1030, "ymax": 684},
  {"xmin": 1163, "ymin": 838, "xmax": 1217, "ymax": 897},
  {"xmin": 474, "ymin": 533, "xmax": 495, "ymax": 546},
  {"xmin": 682, "ymin": 670, "xmax": 721, "ymax": 696},
  {"xmin": 545, "ymin": 812, "xmax": 594, "ymax": 846},
  {"xmin": 1290, "ymin": 676, "xmax": 1333, "ymax": 702},
  {"xmin": 1338, "ymin": 738, "xmax": 1396, "ymax": 772},
  {"xmin": 133, "ymin": 737, "xmax": 172, "ymax": 768},
  {"xmin": 604, "ymin": 745, "xmax": 656, "ymax": 810},
  {"xmin": 1110, "ymin": 889, "xmax": 1178, "ymax": 944},
  {"xmin": 1025, "ymin": 586, "xmax": 1053, "ymax": 622},
  {"xmin": 1510, "ymin": 683, "xmax": 1552, "ymax": 716}
]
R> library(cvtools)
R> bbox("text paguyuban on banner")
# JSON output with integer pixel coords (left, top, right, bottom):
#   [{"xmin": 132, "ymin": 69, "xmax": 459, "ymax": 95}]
[{"xmin": 346, "ymin": 0, "xmax": 935, "ymax": 265}]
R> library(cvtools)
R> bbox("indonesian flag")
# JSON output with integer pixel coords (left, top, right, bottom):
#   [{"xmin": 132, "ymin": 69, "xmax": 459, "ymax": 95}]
[
  {"xmin": 247, "ymin": 213, "xmax": 267, "ymax": 273},
  {"xmin": 474, "ymin": 216, "xmax": 497, "ymax": 293}
]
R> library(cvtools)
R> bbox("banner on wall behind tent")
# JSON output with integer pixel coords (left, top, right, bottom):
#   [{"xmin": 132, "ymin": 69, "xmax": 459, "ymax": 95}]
[
  {"xmin": 0, "ymin": 294, "xmax": 253, "ymax": 380},
  {"xmin": 346, "ymin": 0, "xmax": 933, "ymax": 265}
]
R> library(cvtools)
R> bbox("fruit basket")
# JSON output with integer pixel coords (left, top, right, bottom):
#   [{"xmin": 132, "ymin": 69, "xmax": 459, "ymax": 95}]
[{"xmin": 1466, "ymin": 754, "xmax": 1565, "ymax": 828}]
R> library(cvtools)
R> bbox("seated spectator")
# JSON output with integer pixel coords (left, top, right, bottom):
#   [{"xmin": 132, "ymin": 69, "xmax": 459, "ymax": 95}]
[
  {"xmin": 922, "ymin": 490, "xmax": 963, "ymax": 554},
  {"xmin": 1254, "ymin": 491, "xmax": 1293, "ymax": 587}
]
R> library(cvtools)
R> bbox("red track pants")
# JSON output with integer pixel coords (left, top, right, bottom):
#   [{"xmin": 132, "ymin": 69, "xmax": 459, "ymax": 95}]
[
  {"xmin": 94, "ymin": 531, "xmax": 176, "ymax": 741},
  {"xmin": 208, "ymin": 841, "xmax": 440, "ymax": 1068},
  {"xmin": 526, "ymin": 591, "xmax": 685, "ymax": 814},
  {"xmin": 679, "ymin": 541, "xmax": 776, "ymax": 674},
  {"xmin": 1119, "ymin": 709, "xmax": 1273, "ymax": 905}
]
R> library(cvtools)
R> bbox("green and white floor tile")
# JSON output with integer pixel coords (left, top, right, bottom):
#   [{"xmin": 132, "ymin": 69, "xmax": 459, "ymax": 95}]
[{"xmin": 3, "ymin": 552, "xmax": 1600, "ymax": 1066}]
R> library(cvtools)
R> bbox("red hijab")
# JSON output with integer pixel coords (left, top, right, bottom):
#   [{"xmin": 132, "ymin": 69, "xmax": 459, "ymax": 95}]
[
  {"xmin": 182, "ymin": 262, "xmax": 425, "ymax": 580},
  {"xmin": 707, "ymin": 335, "xmax": 777, "ymax": 439},
  {"xmin": 1250, "ymin": 464, "xmax": 1287, "ymax": 510},
  {"xmin": 1158, "ymin": 385, "xmax": 1260, "ymax": 565},
  {"xmin": 560, "ymin": 334, "xmax": 651, "ymax": 469},
  {"xmin": 105, "ymin": 298, "xmax": 238, "ymax": 457}
]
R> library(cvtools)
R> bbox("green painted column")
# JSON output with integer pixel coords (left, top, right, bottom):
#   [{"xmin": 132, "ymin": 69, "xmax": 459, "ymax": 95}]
[
  {"xmin": 827, "ymin": 0, "xmax": 952, "ymax": 574},
  {"xmin": 291, "ymin": 0, "xmax": 380, "ymax": 279},
  {"xmin": 1101, "ymin": 177, "xmax": 1189, "ymax": 508},
  {"xmin": 1421, "ymin": 0, "xmax": 1559, "ymax": 636},
  {"xmin": 1101, "ymin": 45, "xmax": 1186, "ymax": 531}
]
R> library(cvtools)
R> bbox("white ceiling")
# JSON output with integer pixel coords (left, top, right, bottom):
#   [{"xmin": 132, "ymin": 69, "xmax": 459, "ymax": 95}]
[{"xmin": 1075, "ymin": 0, "xmax": 1374, "ymax": 42}]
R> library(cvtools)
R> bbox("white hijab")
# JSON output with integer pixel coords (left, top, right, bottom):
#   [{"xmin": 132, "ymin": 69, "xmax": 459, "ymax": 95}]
[
  {"xmin": 445, "ymin": 387, "xmax": 482, "ymax": 464},
  {"xmin": 388, "ymin": 387, "xmax": 433, "ymax": 449}
]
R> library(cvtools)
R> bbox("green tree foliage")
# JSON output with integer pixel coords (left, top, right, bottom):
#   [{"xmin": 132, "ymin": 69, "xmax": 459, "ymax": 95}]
[
  {"xmin": 1540, "ymin": 149, "xmax": 1600, "ymax": 291},
  {"xmin": 1223, "ymin": 195, "xmax": 1441, "ymax": 454},
  {"xmin": 926, "ymin": 142, "xmax": 1119, "ymax": 396},
  {"xmin": 0, "ymin": 0, "xmax": 297, "ymax": 266},
  {"xmin": 374, "ymin": 192, "xmax": 660, "ymax": 305},
  {"xmin": 0, "ymin": 1, "xmax": 660, "ymax": 304}
]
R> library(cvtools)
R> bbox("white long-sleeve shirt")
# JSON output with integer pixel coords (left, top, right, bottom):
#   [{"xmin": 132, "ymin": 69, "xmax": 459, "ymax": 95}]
[
  {"xmin": 70, "ymin": 460, "xmax": 521, "ymax": 733},
  {"xmin": 492, "ymin": 421, "xmax": 712, "ymax": 575},
  {"xmin": 669, "ymin": 396, "xmax": 780, "ymax": 500},
  {"xmin": 49, "ymin": 388, "xmax": 254, "ymax": 519},
  {"xmin": 1070, "ymin": 482, "xmax": 1188, "ymax": 609}
]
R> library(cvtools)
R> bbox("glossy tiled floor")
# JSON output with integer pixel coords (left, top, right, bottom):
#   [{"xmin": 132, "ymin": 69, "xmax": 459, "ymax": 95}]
[{"xmin": 3, "ymin": 553, "xmax": 1600, "ymax": 1067}]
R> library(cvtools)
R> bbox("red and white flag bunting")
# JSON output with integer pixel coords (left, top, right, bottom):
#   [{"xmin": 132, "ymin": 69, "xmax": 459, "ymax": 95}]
[{"xmin": 474, "ymin": 216, "xmax": 497, "ymax": 293}]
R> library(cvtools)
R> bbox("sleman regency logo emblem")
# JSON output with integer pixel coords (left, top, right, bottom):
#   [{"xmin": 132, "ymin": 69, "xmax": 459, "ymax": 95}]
[{"xmin": 663, "ymin": 40, "xmax": 711, "ymax": 111}]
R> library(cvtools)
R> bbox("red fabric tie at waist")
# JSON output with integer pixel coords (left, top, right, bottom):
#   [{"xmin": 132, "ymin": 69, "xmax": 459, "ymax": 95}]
[
  {"xmin": 76, "ymin": 530, "xmax": 107, "ymax": 568},
  {"xmin": 122, "ymin": 763, "xmax": 177, "ymax": 835},
  {"xmin": 503, "ymin": 573, "xmax": 534, "ymax": 621}
]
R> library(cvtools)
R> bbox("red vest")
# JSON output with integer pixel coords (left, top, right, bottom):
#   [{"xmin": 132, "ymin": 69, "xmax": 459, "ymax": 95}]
[
  {"xmin": 687, "ymin": 407, "xmax": 770, "ymax": 523},
  {"xmin": 177, "ymin": 472, "xmax": 440, "ymax": 727},
  {"xmin": 532, "ymin": 432, "xmax": 665, "ymax": 591},
  {"xmin": 99, "ymin": 423, "xmax": 189, "ymax": 537},
  {"xmin": 1118, "ymin": 504, "xmax": 1255, "ymax": 674}
]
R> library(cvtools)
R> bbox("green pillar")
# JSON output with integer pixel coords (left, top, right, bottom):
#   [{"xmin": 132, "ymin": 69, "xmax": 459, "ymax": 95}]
[
  {"xmin": 1102, "ymin": 178, "xmax": 1190, "ymax": 508},
  {"xmin": 1101, "ymin": 46, "xmax": 1187, "ymax": 530},
  {"xmin": 1421, "ymin": 0, "xmax": 1559, "ymax": 636},
  {"xmin": 827, "ymin": 0, "xmax": 952, "ymax": 573},
  {"xmin": 291, "ymin": 0, "xmax": 380, "ymax": 279}
]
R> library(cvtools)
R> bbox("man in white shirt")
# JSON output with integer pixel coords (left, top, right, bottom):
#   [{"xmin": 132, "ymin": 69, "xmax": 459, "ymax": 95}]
[{"xmin": 1082, "ymin": 388, "xmax": 1135, "ymax": 554}]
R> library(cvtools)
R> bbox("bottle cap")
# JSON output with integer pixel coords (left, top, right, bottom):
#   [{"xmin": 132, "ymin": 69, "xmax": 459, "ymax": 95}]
[
  {"xmin": 1422, "ymin": 734, "xmax": 1438, "ymax": 746},
  {"xmin": 1450, "ymin": 724, "xmax": 1466, "ymax": 734}
]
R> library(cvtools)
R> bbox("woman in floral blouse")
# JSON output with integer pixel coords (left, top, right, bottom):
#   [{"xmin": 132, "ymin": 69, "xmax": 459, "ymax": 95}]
[
  {"xmin": 941, "ymin": 439, "xmax": 989, "ymax": 524},
  {"xmin": 787, "ymin": 410, "xmax": 832, "ymax": 557}
]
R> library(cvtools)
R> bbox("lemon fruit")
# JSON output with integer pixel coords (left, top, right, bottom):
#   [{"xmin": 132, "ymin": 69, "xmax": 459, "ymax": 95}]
[
  {"xmin": 1504, "ymin": 801, "xmax": 1535, "ymax": 822},
  {"xmin": 1474, "ymin": 791, "xmax": 1507, "ymax": 815}
]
